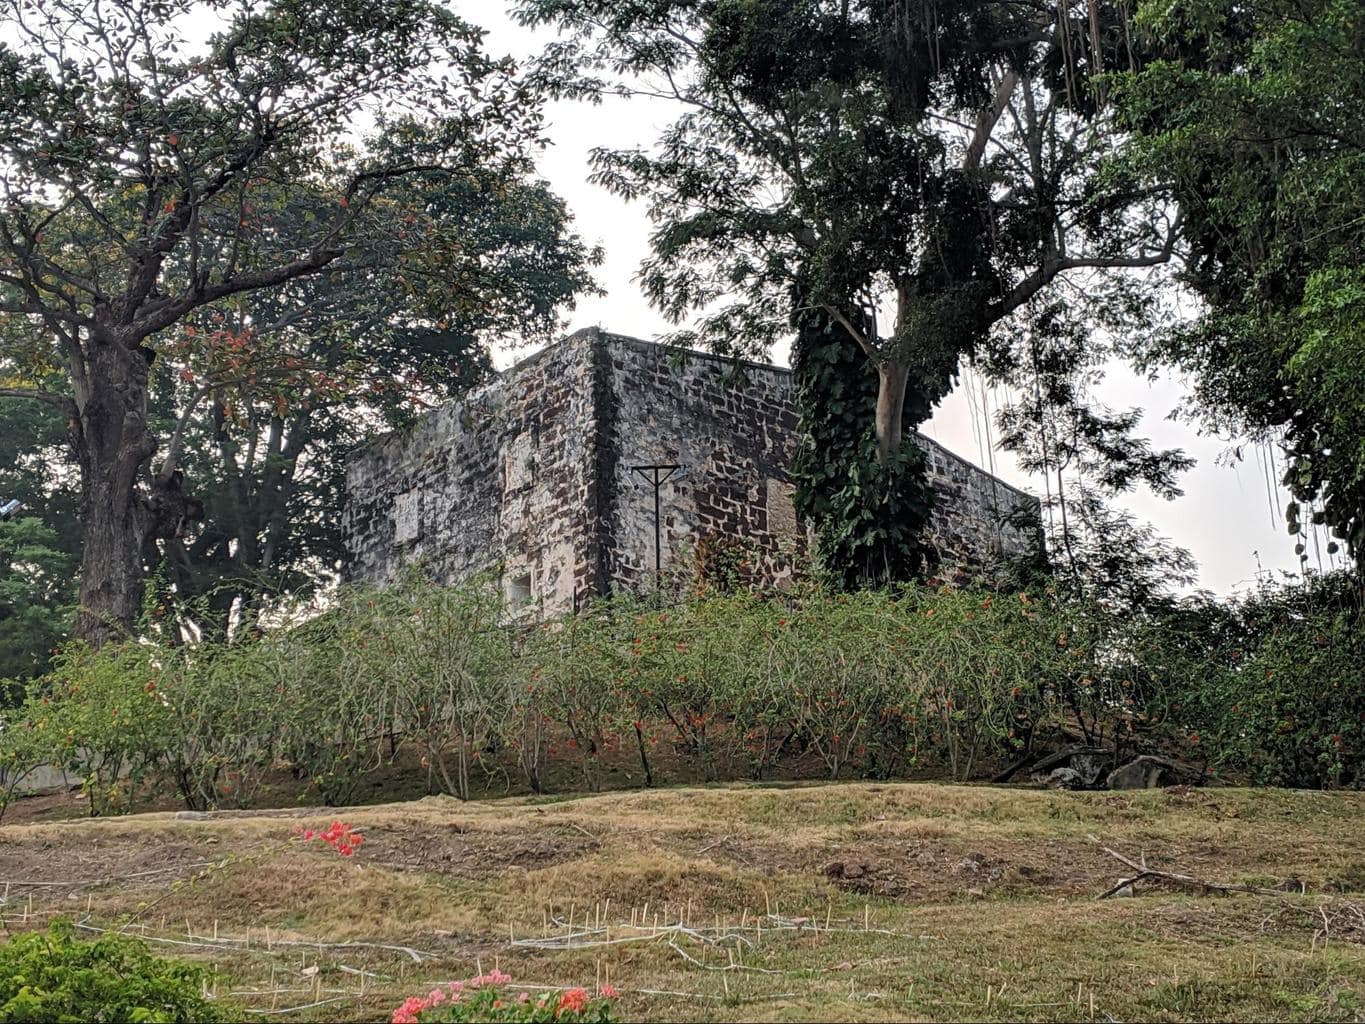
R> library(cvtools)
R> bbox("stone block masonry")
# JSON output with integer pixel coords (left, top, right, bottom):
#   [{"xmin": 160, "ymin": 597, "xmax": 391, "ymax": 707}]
[{"xmin": 344, "ymin": 329, "xmax": 1041, "ymax": 613}]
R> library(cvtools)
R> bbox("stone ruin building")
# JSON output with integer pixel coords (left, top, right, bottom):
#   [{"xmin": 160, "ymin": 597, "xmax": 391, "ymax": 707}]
[{"xmin": 343, "ymin": 329, "xmax": 1040, "ymax": 612}]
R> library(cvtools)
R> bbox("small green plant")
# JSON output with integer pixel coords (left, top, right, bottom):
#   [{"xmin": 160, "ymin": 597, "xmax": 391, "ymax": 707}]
[
  {"xmin": 0, "ymin": 920, "xmax": 239, "ymax": 1022},
  {"xmin": 392, "ymin": 972, "xmax": 620, "ymax": 1023}
]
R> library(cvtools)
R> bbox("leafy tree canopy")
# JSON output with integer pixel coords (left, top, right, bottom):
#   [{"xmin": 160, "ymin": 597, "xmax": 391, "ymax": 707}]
[
  {"xmin": 1113, "ymin": 0, "xmax": 1365, "ymax": 567},
  {"xmin": 519, "ymin": 0, "xmax": 1185, "ymax": 584},
  {"xmin": 0, "ymin": 0, "xmax": 566, "ymax": 640},
  {"xmin": 0, "ymin": 399, "xmax": 79, "ymax": 681}
]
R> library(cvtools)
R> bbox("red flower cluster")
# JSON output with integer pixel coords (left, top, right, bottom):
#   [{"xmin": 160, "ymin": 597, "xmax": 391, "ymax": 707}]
[
  {"xmin": 390, "ymin": 974, "xmax": 619, "ymax": 1024},
  {"xmin": 390, "ymin": 972, "xmax": 513, "ymax": 1023},
  {"xmin": 297, "ymin": 820, "xmax": 364, "ymax": 857},
  {"xmin": 557, "ymin": 989, "xmax": 589, "ymax": 1014}
]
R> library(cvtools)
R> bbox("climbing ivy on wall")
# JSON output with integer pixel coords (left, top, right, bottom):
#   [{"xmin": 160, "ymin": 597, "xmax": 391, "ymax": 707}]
[{"xmin": 790, "ymin": 301, "xmax": 936, "ymax": 589}]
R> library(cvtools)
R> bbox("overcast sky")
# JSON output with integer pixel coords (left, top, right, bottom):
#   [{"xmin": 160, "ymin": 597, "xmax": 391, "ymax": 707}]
[{"xmin": 466, "ymin": 4, "xmax": 1334, "ymax": 596}]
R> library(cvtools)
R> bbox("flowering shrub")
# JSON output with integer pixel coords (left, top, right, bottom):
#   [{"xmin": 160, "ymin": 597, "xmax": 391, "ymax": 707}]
[
  {"xmin": 297, "ymin": 820, "xmax": 364, "ymax": 857},
  {"xmin": 392, "ymin": 973, "xmax": 620, "ymax": 1023}
]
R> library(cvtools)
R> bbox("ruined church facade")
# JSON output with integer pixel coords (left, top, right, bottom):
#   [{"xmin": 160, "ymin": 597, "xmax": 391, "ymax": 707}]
[{"xmin": 343, "ymin": 329, "xmax": 1040, "ymax": 611}]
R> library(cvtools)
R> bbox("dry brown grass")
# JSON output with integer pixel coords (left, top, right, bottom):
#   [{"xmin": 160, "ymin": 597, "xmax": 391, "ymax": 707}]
[{"xmin": 1, "ymin": 781, "xmax": 1364, "ymax": 1022}]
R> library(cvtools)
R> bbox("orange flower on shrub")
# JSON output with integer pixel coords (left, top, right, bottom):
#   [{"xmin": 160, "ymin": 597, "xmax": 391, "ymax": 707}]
[{"xmin": 557, "ymin": 988, "xmax": 589, "ymax": 1014}]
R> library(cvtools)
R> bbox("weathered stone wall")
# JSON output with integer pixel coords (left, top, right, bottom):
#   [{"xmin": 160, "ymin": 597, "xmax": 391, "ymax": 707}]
[
  {"xmin": 598, "ymin": 335, "xmax": 803, "ymax": 592},
  {"xmin": 920, "ymin": 437, "xmax": 1040, "ymax": 569},
  {"xmin": 344, "ymin": 328, "xmax": 1041, "ymax": 613},
  {"xmin": 343, "ymin": 337, "xmax": 599, "ymax": 609}
]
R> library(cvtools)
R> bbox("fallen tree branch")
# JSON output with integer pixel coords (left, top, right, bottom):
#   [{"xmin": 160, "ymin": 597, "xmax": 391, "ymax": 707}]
[{"xmin": 1095, "ymin": 844, "xmax": 1301, "ymax": 899}]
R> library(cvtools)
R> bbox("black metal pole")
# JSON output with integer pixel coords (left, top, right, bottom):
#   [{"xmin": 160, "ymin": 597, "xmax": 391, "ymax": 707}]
[
  {"xmin": 630, "ymin": 463, "xmax": 681, "ymax": 594},
  {"xmin": 653, "ymin": 469, "xmax": 663, "ymax": 589}
]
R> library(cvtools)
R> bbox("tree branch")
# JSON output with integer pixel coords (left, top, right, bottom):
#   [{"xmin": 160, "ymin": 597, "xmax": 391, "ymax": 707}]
[
  {"xmin": 0, "ymin": 386, "xmax": 77, "ymax": 415},
  {"xmin": 998, "ymin": 210, "xmax": 1185, "ymax": 316},
  {"xmin": 820, "ymin": 303, "xmax": 881, "ymax": 364},
  {"xmin": 964, "ymin": 69, "xmax": 1021, "ymax": 174},
  {"xmin": 129, "ymin": 248, "xmax": 343, "ymax": 343}
]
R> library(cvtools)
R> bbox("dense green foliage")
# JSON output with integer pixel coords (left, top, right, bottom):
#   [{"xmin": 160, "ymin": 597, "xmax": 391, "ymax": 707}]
[
  {"xmin": 1178, "ymin": 574, "xmax": 1365, "ymax": 788},
  {"xmin": 0, "ymin": 921, "xmax": 237, "ymax": 1023},
  {"xmin": 1114, "ymin": 0, "xmax": 1365, "ymax": 566},
  {"xmin": 0, "ymin": 517, "xmax": 74, "ymax": 692},
  {"xmin": 520, "ymin": 0, "xmax": 1182, "ymax": 582},
  {"xmin": 790, "ymin": 303, "xmax": 935, "ymax": 586},
  {"xmin": 0, "ymin": 0, "xmax": 573, "ymax": 641},
  {"xmin": 4, "ymin": 572, "xmax": 1358, "ymax": 820},
  {"xmin": 0, "ymin": 399, "xmax": 79, "ymax": 682}
]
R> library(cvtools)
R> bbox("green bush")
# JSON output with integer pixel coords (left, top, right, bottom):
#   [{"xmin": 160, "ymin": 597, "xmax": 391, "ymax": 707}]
[
  {"xmin": 154, "ymin": 640, "xmax": 282, "ymax": 811},
  {"xmin": 1181, "ymin": 576, "xmax": 1365, "ymax": 788},
  {"xmin": 3, "ymin": 570, "xmax": 1359, "ymax": 806},
  {"xmin": 524, "ymin": 602, "xmax": 635, "ymax": 791},
  {"xmin": 36, "ymin": 643, "xmax": 177, "ymax": 815},
  {"xmin": 267, "ymin": 594, "xmax": 389, "ymax": 806},
  {"xmin": 360, "ymin": 574, "xmax": 516, "ymax": 800},
  {"xmin": 0, "ymin": 707, "xmax": 47, "ymax": 824},
  {"xmin": 0, "ymin": 920, "xmax": 238, "ymax": 1023}
]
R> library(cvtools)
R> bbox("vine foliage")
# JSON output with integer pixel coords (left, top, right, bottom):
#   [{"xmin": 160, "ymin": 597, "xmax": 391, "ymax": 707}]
[{"xmin": 790, "ymin": 301, "xmax": 935, "ymax": 588}]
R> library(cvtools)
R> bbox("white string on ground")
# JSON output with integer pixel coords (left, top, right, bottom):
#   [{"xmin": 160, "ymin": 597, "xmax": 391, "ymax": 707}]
[
  {"xmin": 243, "ymin": 995, "xmax": 351, "ymax": 1016},
  {"xmin": 72, "ymin": 918, "xmax": 438, "ymax": 962}
]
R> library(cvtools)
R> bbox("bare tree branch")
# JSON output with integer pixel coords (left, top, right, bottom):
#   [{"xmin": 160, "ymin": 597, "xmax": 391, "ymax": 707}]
[{"xmin": 0, "ymin": 386, "xmax": 77, "ymax": 415}]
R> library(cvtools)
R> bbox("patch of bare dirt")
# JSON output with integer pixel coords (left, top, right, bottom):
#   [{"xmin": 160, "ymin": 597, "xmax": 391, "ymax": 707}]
[
  {"xmin": 358, "ymin": 822, "xmax": 599, "ymax": 878},
  {"xmin": 809, "ymin": 837, "xmax": 1114, "ymax": 901},
  {"xmin": 0, "ymin": 831, "xmax": 221, "ymax": 891},
  {"xmin": 662, "ymin": 819, "xmax": 1121, "ymax": 901}
]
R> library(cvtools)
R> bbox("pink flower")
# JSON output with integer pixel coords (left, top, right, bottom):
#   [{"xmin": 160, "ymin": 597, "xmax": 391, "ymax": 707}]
[
  {"xmin": 391, "ymin": 995, "xmax": 429, "ymax": 1024},
  {"xmin": 517, "ymin": 992, "xmax": 531, "ymax": 1004},
  {"xmin": 600, "ymin": 984, "xmax": 619, "ymax": 998}
]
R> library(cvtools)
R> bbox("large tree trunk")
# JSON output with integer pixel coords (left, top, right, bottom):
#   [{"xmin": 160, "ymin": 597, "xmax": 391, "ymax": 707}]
[
  {"xmin": 70, "ymin": 334, "xmax": 157, "ymax": 645},
  {"xmin": 874, "ymin": 359, "xmax": 911, "ymax": 463}
]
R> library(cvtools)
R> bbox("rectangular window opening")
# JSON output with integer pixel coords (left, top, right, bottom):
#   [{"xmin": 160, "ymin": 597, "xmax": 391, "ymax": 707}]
[{"xmin": 508, "ymin": 572, "xmax": 534, "ymax": 606}]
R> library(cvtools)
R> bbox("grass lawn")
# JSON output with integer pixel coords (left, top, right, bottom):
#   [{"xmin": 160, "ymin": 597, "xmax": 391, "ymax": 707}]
[{"xmin": 1, "ymin": 781, "xmax": 1362, "ymax": 1022}]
